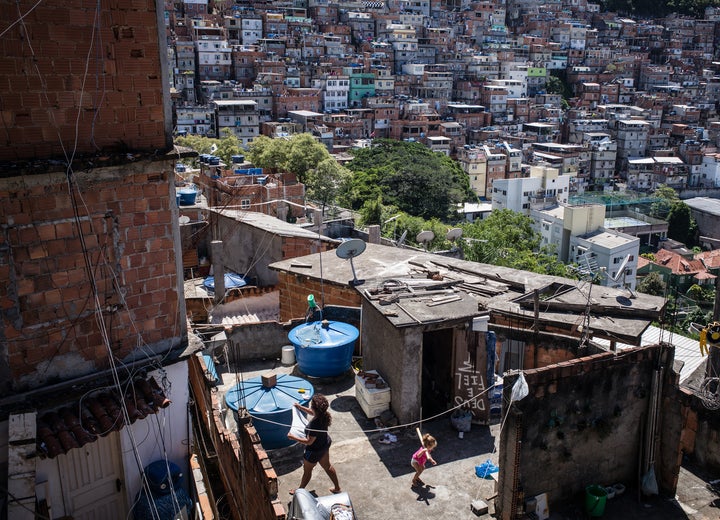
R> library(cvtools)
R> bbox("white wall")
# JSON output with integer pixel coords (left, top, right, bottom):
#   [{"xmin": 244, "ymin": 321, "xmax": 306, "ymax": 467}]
[{"xmin": 121, "ymin": 362, "xmax": 191, "ymax": 506}]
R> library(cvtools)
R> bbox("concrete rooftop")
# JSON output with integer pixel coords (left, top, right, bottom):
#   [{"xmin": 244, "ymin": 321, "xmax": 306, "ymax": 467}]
[{"xmin": 220, "ymin": 359, "xmax": 720, "ymax": 520}]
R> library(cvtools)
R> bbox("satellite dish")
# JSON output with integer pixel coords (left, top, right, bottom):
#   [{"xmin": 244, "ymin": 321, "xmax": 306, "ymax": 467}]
[
  {"xmin": 336, "ymin": 238, "xmax": 366, "ymax": 287},
  {"xmin": 416, "ymin": 230, "xmax": 435, "ymax": 250},
  {"xmin": 446, "ymin": 228, "xmax": 463, "ymax": 241},
  {"xmin": 179, "ymin": 215, "xmax": 190, "ymax": 224}
]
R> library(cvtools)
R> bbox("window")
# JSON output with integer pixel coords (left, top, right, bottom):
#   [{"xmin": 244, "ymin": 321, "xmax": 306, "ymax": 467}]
[{"xmin": 240, "ymin": 199, "xmax": 251, "ymax": 209}]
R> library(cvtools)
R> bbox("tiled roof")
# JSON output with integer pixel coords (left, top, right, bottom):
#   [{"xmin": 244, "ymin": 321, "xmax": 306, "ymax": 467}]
[
  {"xmin": 37, "ymin": 376, "xmax": 171, "ymax": 458},
  {"xmin": 654, "ymin": 249, "xmax": 706, "ymax": 275}
]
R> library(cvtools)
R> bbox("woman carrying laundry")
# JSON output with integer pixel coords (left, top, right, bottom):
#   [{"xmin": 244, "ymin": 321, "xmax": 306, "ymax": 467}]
[
  {"xmin": 287, "ymin": 394, "xmax": 341, "ymax": 494},
  {"xmin": 411, "ymin": 433, "xmax": 437, "ymax": 487}
]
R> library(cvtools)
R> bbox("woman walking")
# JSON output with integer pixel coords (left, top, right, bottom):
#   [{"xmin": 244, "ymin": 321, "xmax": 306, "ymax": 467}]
[{"xmin": 287, "ymin": 394, "xmax": 341, "ymax": 494}]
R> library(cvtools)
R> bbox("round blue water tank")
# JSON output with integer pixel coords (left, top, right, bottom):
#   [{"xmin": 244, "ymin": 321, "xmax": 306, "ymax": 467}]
[
  {"xmin": 288, "ymin": 321, "xmax": 359, "ymax": 378},
  {"xmin": 224, "ymin": 374, "xmax": 314, "ymax": 449},
  {"xmin": 177, "ymin": 187, "xmax": 197, "ymax": 206}
]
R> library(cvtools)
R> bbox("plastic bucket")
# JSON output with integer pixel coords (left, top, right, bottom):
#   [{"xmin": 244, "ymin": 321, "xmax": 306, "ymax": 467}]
[
  {"xmin": 585, "ymin": 485, "xmax": 607, "ymax": 517},
  {"xmin": 281, "ymin": 345, "xmax": 295, "ymax": 365}
]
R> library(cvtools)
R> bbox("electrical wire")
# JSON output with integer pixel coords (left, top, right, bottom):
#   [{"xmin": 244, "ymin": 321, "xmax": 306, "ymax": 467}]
[
  {"xmin": 0, "ymin": 0, "xmax": 44, "ymax": 39},
  {"xmin": 247, "ymin": 383, "xmax": 495, "ymax": 436}
]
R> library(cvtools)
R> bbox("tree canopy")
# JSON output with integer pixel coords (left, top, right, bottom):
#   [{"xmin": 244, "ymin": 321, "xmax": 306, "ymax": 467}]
[
  {"xmin": 637, "ymin": 271, "xmax": 666, "ymax": 297},
  {"xmin": 175, "ymin": 129, "xmax": 242, "ymax": 166},
  {"xmin": 342, "ymin": 139, "xmax": 476, "ymax": 221},
  {"xmin": 649, "ymin": 184, "xmax": 679, "ymax": 219},
  {"xmin": 666, "ymin": 202, "xmax": 699, "ymax": 247},
  {"xmin": 244, "ymin": 133, "xmax": 331, "ymax": 182},
  {"xmin": 458, "ymin": 210, "xmax": 570, "ymax": 276},
  {"xmin": 305, "ymin": 158, "xmax": 352, "ymax": 212}
]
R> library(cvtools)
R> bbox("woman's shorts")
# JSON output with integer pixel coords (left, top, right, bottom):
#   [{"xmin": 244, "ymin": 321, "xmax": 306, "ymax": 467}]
[
  {"xmin": 304, "ymin": 449, "xmax": 327, "ymax": 463},
  {"xmin": 304, "ymin": 441, "xmax": 331, "ymax": 464}
]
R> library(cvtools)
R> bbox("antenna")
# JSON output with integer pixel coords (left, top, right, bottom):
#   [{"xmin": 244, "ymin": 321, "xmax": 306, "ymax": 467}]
[
  {"xmin": 606, "ymin": 254, "xmax": 630, "ymax": 284},
  {"xmin": 336, "ymin": 238, "xmax": 367, "ymax": 287},
  {"xmin": 416, "ymin": 230, "xmax": 435, "ymax": 251}
]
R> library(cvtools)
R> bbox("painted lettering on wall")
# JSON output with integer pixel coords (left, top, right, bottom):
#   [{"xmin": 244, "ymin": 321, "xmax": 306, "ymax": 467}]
[{"xmin": 455, "ymin": 352, "xmax": 486, "ymax": 411}]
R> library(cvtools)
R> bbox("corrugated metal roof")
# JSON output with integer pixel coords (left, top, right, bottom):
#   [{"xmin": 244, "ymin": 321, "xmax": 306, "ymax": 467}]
[{"xmin": 594, "ymin": 325, "xmax": 704, "ymax": 383}]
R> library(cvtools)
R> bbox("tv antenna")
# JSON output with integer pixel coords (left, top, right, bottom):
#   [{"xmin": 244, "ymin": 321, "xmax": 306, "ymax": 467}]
[
  {"xmin": 416, "ymin": 230, "xmax": 435, "ymax": 251},
  {"xmin": 336, "ymin": 238, "xmax": 366, "ymax": 287}
]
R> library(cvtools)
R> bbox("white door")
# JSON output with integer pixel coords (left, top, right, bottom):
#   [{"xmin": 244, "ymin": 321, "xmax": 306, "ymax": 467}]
[{"xmin": 57, "ymin": 431, "xmax": 128, "ymax": 520}]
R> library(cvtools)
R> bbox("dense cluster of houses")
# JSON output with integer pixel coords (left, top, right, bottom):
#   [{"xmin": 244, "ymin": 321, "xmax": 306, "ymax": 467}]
[
  {"xmin": 169, "ymin": 0, "xmax": 720, "ymax": 198},
  {"xmin": 3, "ymin": 2, "xmax": 720, "ymax": 520}
]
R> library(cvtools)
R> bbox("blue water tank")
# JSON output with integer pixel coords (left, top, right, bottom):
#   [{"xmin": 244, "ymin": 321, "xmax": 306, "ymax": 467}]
[
  {"xmin": 231, "ymin": 154, "xmax": 245, "ymax": 164},
  {"xmin": 177, "ymin": 186, "xmax": 197, "ymax": 205},
  {"xmin": 225, "ymin": 374, "xmax": 314, "ymax": 449},
  {"xmin": 288, "ymin": 321, "xmax": 359, "ymax": 378}
]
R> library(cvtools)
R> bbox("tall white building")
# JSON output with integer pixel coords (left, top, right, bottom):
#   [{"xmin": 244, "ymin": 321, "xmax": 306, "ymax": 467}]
[{"xmin": 492, "ymin": 165, "xmax": 570, "ymax": 213}]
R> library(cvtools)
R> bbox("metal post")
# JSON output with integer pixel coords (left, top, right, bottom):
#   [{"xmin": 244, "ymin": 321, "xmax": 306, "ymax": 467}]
[{"xmin": 211, "ymin": 240, "xmax": 225, "ymax": 305}]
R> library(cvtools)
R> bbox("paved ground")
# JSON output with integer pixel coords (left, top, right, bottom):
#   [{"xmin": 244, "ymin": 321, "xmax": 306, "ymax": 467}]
[{"xmin": 231, "ymin": 360, "xmax": 720, "ymax": 520}]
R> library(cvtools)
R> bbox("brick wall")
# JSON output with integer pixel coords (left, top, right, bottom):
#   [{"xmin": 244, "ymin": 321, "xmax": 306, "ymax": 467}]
[
  {"xmin": 676, "ymin": 386, "xmax": 720, "ymax": 475},
  {"xmin": 496, "ymin": 345, "xmax": 682, "ymax": 519},
  {"xmin": 1, "ymin": 162, "xmax": 181, "ymax": 392},
  {"xmin": 491, "ymin": 322, "xmax": 594, "ymax": 371},
  {"xmin": 0, "ymin": 0, "xmax": 170, "ymax": 162},
  {"xmin": 277, "ymin": 271, "xmax": 361, "ymax": 322},
  {"xmin": 189, "ymin": 355, "xmax": 284, "ymax": 520}
]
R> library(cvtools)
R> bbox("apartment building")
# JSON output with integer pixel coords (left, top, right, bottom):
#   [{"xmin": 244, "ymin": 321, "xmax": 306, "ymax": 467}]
[
  {"xmin": 533, "ymin": 203, "xmax": 606, "ymax": 262},
  {"xmin": 176, "ymin": 106, "xmax": 215, "ymax": 136},
  {"xmin": 616, "ymin": 119, "xmax": 651, "ymax": 164},
  {"xmin": 492, "ymin": 165, "xmax": 570, "ymax": 213},
  {"xmin": 584, "ymin": 133, "xmax": 617, "ymax": 188},
  {"xmin": 213, "ymin": 99, "xmax": 259, "ymax": 145},
  {"xmin": 458, "ymin": 145, "xmax": 489, "ymax": 199},
  {"xmin": 569, "ymin": 230, "xmax": 640, "ymax": 290}
]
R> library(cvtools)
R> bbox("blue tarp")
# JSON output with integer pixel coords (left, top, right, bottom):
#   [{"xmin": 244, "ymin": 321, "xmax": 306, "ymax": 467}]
[
  {"xmin": 203, "ymin": 272, "xmax": 247, "ymax": 293},
  {"xmin": 475, "ymin": 459, "xmax": 499, "ymax": 479}
]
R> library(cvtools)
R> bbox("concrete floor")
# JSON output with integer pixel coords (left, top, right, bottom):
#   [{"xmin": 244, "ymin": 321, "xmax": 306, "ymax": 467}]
[{"xmin": 228, "ymin": 360, "xmax": 720, "ymax": 520}]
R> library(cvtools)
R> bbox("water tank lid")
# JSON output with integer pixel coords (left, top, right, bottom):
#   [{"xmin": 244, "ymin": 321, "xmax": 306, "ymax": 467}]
[
  {"xmin": 288, "ymin": 321, "xmax": 359, "ymax": 348},
  {"xmin": 225, "ymin": 374, "xmax": 313, "ymax": 414}
]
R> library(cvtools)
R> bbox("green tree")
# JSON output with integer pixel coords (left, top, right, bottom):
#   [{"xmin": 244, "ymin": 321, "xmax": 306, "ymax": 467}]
[
  {"xmin": 687, "ymin": 284, "xmax": 705, "ymax": 302},
  {"xmin": 459, "ymin": 210, "xmax": 569, "ymax": 275},
  {"xmin": 649, "ymin": 184, "xmax": 679, "ymax": 219},
  {"xmin": 667, "ymin": 202, "xmax": 699, "ymax": 247},
  {"xmin": 174, "ymin": 134, "xmax": 215, "ymax": 163},
  {"xmin": 359, "ymin": 196, "xmax": 384, "ymax": 227},
  {"xmin": 174, "ymin": 130, "xmax": 241, "ymax": 166},
  {"xmin": 345, "ymin": 139, "xmax": 476, "ymax": 221},
  {"xmin": 286, "ymin": 134, "xmax": 332, "ymax": 183},
  {"xmin": 640, "ymin": 252, "xmax": 656, "ymax": 262},
  {"xmin": 637, "ymin": 271, "xmax": 666, "ymax": 297},
  {"xmin": 305, "ymin": 158, "xmax": 352, "ymax": 215},
  {"xmin": 244, "ymin": 135, "xmax": 289, "ymax": 173},
  {"xmin": 215, "ymin": 129, "xmax": 242, "ymax": 166},
  {"xmin": 244, "ymin": 133, "xmax": 331, "ymax": 182}
]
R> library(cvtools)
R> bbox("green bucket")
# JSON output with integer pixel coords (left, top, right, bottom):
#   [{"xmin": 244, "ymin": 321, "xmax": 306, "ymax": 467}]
[{"xmin": 585, "ymin": 485, "xmax": 607, "ymax": 517}]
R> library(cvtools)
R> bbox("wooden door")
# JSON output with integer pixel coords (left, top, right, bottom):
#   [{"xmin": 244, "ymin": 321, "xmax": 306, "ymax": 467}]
[{"xmin": 57, "ymin": 432, "xmax": 128, "ymax": 520}]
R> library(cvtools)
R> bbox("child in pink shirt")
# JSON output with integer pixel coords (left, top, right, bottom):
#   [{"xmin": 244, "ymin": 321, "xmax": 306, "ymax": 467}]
[{"xmin": 411, "ymin": 433, "xmax": 437, "ymax": 487}]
